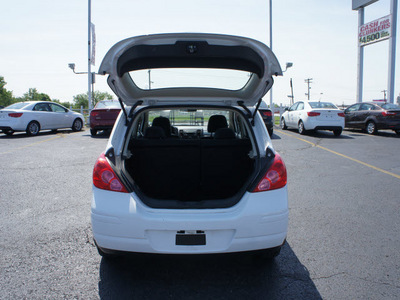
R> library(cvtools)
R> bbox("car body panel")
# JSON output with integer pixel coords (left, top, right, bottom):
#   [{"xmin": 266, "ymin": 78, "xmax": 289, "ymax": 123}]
[
  {"xmin": 91, "ymin": 186, "xmax": 288, "ymax": 254},
  {"xmin": 281, "ymin": 101, "xmax": 344, "ymax": 132},
  {"xmin": 98, "ymin": 33, "xmax": 282, "ymax": 107},
  {"xmin": 90, "ymin": 100, "xmax": 122, "ymax": 132},
  {"xmin": 0, "ymin": 101, "xmax": 84, "ymax": 134},
  {"xmin": 344, "ymin": 102, "xmax": 400, "ymax": 132},
  {"xmin": 91, "ymin": 34, "xmax": 287, "ymax": 256}
]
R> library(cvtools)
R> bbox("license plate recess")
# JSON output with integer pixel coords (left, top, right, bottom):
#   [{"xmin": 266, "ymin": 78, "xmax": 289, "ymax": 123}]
[{"xmin": 176, "ymin": 230, "xmax": 206, "ymax": 246}]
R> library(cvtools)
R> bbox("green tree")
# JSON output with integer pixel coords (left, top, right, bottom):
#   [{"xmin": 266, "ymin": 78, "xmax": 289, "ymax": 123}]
[
  {"xmin": 72, "ymin": 91, "xmax": 114, "ymax": 109},
  {"xmin": 0, "ymin": 76, "xmax": 15, "ymax": 107},
  {"xmin": 22, "ymin": 88, "xmax": 51, "ymax": 101}
]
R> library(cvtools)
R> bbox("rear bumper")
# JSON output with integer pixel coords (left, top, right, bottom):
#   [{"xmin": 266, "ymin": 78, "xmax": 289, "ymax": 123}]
[
  {"xmin": 91, "ymin": 186, "xmax": 288, "ymax": 254},
  {"xmin": 313, "ymin": 126, "xmax": 342, "ymax": 131},
  {"xmin": 304, "ymin": 118, "xmax": 344, "ymax": 131},
  {"xmin": 376, "ymin": 121, "xmax": 400, "ymax": 130}
]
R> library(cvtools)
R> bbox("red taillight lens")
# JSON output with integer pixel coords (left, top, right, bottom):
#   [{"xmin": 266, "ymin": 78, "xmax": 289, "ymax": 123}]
[
  {"xmin": 382, "ymin": 111, "xmax": 395, "ymax": 116},
  {"xmin": 93, "ymin": 153, "xmax": 128, "ymax": 193},
  {"xmin": 91, "ymin": 111, "xmax": 99, "ymax": 117},
  {"xmin": 253, "ymin": 153, "xmax": 287, "ymax": 192},
  {"xmin": 338, "ymin": 112, "xmax": 345, "ymax": 117},
  {"xmin": 262, "ymin": 110, "xmax": 272, "ymax": 117},
  {"xmin": 307, "ymin": 112, "xmax": 320, "ymax": 117},
  {"xmin": 9, "ymin": 113, "xmax": 23, "ymax": 118}
]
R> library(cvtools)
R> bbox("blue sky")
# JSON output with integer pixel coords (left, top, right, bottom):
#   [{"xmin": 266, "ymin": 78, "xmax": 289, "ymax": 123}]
[{"xmin": 0, "ymin": 0, "xmax": 398, "ymax": 105}]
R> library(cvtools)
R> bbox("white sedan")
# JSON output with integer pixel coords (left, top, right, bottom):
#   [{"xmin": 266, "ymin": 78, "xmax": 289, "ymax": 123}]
[
  {"xmin": 280, "ymin": 101, "xmax": 345, "ymax": 136},
  {"xmin": 0, "ymin": 101, "xmax": 85, "ymax": 136}
]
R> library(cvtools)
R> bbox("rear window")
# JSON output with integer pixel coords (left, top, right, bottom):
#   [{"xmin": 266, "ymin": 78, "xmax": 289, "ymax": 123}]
[
  {"xmin": 309, "ymin": 102, "xmax": 338, "ymax": 109},
  {"xmin": 129, "ymin": 68, "xmax": 251, "ymax": 91},
  {"xmin": 4, "ymin": 102, "xmax": 30, "ymax": 110},
  {"xmin": 95, "ymin": 101, "xmax": 121, "ymax": 109},
  {"xmin": 130, "ymin": 107, "xmax": 251, "ymax": 140},
  {"xmin": 380, "ymin": 103, "xmax": 400, "ymax": 110}
]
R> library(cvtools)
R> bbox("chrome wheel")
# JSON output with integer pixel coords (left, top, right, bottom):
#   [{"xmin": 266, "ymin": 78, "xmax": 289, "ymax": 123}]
[
  {"xmin": 72, "ymin": 119, "xmax": 83, "ymax": 132},
  {"xmin": 26, "ymin": 121, "xmax": 40, "ymax": 136},
  {"xmin": 366, "ymin": 121, "xmax": 377, "ymax": 135},
  {"xmin": 298, "ymin": 121, "xmax": 305, "ymax": 135},
  {"xmin": 280, "ymin": 118, "xmax": 287, "ymax": 130}
]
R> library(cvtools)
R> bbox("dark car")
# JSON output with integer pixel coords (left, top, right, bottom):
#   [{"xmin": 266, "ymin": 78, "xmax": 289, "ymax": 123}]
[
  {"xmin": 259, "ymin": 101, "xmax": 274, "ymax": 136},
  {"xmin": 90, "ymin": 100, "xmax": 121, "ymax": 136},
  {"xmin": 344, "ymin": 102, "xmax": 400, "ymax": 135}
]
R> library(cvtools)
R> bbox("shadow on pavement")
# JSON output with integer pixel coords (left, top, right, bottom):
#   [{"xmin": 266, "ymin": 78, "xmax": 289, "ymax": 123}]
[{"xmin": 98, "ymin": 242, "xmax": 321, "ymax": 299}]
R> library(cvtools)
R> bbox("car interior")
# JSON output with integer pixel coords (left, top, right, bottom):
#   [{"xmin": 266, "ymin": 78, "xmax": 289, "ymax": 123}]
[{"xmin": 123, "ymin": 107, "xmax": 257, "ymax": 204}]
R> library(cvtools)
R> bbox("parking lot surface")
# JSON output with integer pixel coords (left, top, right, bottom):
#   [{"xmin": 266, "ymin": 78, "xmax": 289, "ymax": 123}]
[{"xmin": 0, "ymin": 128, "xmax": 399, "ymax": 299}]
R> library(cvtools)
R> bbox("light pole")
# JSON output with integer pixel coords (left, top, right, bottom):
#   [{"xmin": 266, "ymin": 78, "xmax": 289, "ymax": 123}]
[
  {"xmin": 283, "ymin": 63, "xmax": 294, "ymax": 105},
  {"xmin": 269, "ymin": 0, "xmax": 273, "ymax": 109},
  {"xmin": 68, "ymin": 63, "xmax": 96, "ymax": 108},
  {"xmin": 88, "ymin": 0, "xmax": 92, "ymax": 110}
]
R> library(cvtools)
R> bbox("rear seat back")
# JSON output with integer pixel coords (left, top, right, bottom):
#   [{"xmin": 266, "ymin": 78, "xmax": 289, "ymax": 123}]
[{"xmin": 127, "ymin": 137, "xmax": 253, "ymax": 200}]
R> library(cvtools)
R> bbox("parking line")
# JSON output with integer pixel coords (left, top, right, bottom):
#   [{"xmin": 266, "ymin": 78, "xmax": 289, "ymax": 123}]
[
  {"xmin": 0, "ymin": 131, "xmax": 82, "ymax": 155},
  {"xmin": 277, "ymin": 129, "xmax": 400, "ymax": 180}
]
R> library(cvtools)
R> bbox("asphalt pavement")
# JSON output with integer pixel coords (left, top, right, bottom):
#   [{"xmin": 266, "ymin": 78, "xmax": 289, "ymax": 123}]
[{"xmin": 0, "ymin": 127, "xmax": 399, "ymax": 299}]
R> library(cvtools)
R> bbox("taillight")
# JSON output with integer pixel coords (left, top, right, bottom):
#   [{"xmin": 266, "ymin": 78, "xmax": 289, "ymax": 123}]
[
  {"xmin": 382, "ymin": 111, "xmax": 395, "ymax": 116},
  {"xmin": 338, "ymin": 113, "xmax": 345, "ymax": 117},
  {"xmin": 8, "ymin": 113, "xmax": 23, "ymax": 118},
  {"xmin": 93, "ymin": 153, "xmax": 128, "ymax": 193},
  {"xmin": 307, "ymin": 112, "xmax": 320, "ymax": 117},
  {"xmin": 91, "ymin": 111, "xmax": 99, "ymax": 117},
  {"xmin": 262, "ymin": 110, "xmax": 272, "ymax": 117},
  {"xmin": 253, "ymin": 153, "xmax": 287, "ymax": 192}
]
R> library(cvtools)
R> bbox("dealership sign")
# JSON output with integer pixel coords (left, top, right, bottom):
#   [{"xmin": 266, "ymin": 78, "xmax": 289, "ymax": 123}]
[{"xmin": 359, "ymin": 15, "xmax": 392, "ymax": 46}]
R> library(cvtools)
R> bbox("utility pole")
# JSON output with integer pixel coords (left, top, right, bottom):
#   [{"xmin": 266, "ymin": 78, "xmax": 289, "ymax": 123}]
[
  {"xmin": 287, "ymin": 78, "xmax": 294, "ymax": 105},
  {"xmin": 381, "ymin": 89, "xmax": 387, "ymax": 101},
  {"xmin": 148, "ymin": 70, "xmax": 152, "ymax": 90},
  {"xmin": 305, "ymin": 78, "xmax": 313, "ymax": 101}
]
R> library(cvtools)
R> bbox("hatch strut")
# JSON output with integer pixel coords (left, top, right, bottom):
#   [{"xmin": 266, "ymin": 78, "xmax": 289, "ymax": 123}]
[
  {"xmin": 238, "ymin": 80, "xmax": 272, "ymax": 126},
  {"xmin": 237, "ymin": 98, "xmax": 262, "ymax": 126},
  {"xmin": 111, "ymin": 80, "xmax": 130, "ymax": 126}
]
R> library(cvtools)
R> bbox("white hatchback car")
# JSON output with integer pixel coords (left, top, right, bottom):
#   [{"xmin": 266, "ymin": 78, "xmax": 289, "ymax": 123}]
[
  {"xmin": 91, "ymin": 33, "xmax": 288, "ymax": 260},
  {"xmin": 280, "ymin": 101, "xmax": 345, "ymax": 136},
  {"xmin": 0, "ymin": 101, "xmax": 84, "ymax": 136}
]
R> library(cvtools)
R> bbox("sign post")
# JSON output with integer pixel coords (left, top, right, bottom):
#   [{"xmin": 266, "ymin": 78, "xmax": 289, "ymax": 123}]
[{"xmin": 353, "ymin": 0, "xmax": 398, "ymax": 104}]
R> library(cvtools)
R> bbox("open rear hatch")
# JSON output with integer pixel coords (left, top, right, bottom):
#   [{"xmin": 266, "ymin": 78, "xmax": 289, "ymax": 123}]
[{"xmin": 99, "ymin": 33, "xmax": 282, "ymax": 107}]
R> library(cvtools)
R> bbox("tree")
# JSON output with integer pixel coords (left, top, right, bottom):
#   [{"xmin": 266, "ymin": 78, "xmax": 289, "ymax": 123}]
[
  {"xmin": 72, "ymin": 91, "xmax": 114, "ymax": 109},
  {"xmin": 22, "ymin": 88, "xmax": 51, "ymax": 101},
  {"xmin": 0, "ymin": 76, "xmax": 14, "ymax": 107}
]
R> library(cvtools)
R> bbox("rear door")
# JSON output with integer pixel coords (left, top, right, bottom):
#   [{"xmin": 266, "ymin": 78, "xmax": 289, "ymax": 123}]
[{"xmin": 344, "ymin": 104, "xmax": 361, "ymax": 128}]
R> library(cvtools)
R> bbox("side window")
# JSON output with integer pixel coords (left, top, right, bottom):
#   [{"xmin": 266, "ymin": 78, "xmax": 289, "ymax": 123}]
[
  {"xmin": 360, "ymin": 104, "xmax": 373, "ymax": 111},
  {"xmin": 346, "ymin": 104, "xmax": 360, "ymax": 112},
  {"xmin": 297, "ymin": 102, "xmax": 304, "ymax": 110},
  {"xmin": 289, "ymin": 103, "xmax": 298, "ymax": 111},
  {"xmin": 50, "ymin": 104, "xmax": 67, "ymax": 113},
  {"xmin": 33, "ymin": 103, "xmax": 51, "ymax": 112}
]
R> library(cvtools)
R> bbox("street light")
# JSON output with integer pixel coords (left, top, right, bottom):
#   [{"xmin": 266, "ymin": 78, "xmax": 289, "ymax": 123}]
[
  {"xmin": 68, "ymin": 63, "xmax": 96, "ymax": 108},
  {"xmin": 283, "ymin": 62, "xmax": 293, "ymax": 72}
]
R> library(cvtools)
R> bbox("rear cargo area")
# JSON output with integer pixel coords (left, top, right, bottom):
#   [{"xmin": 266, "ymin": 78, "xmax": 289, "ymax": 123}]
[{"xmin": 125, "ymin": 137, "xmax": 254, "ymax": 201}]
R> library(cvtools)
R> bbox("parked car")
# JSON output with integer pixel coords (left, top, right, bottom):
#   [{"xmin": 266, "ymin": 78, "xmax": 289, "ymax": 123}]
[
  {"xmin": 91, "ymin": 33, "xmax": 288, "ymax": 260},
  {"xmin": 258, "ymin": 101, "xmax": 274, "ymax": 136},
  {"xmin": 0, "ymin": 101, "xmax": 84, "ymax": 136},
  {"xmin": 280, "ymin": 101, "xmax": 344, "ymax": 136},
  {"xmin": 90, "ymin": 100, "xmax": 121, "ymax": 136},
  {"xmin": 344, "ymin": 102, "xmax": 400, "ymax": 135}
]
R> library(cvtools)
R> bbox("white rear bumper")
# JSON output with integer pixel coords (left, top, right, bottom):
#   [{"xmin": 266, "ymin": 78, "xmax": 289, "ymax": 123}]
[{"xmin": 91, "ymin": 186, "xmax": 288, "ymax": 254}]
